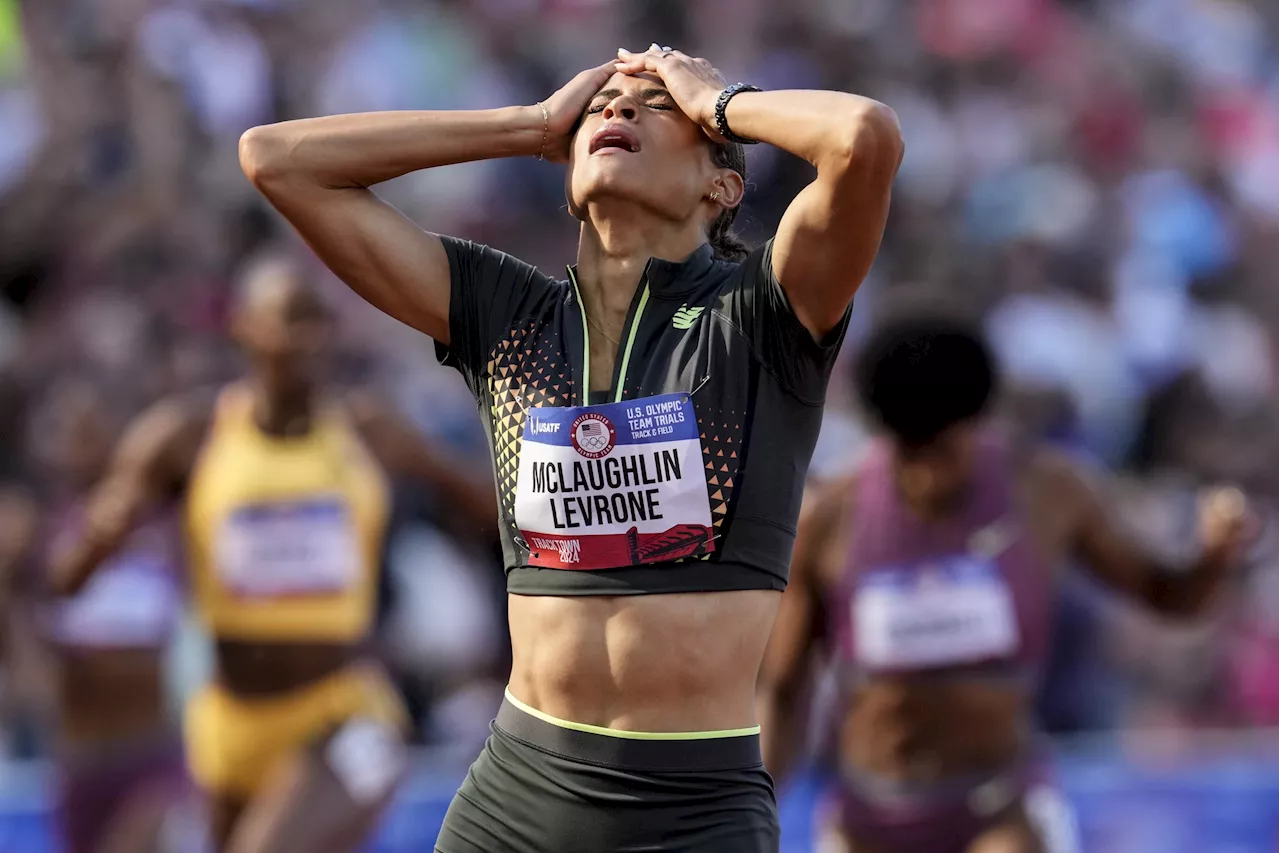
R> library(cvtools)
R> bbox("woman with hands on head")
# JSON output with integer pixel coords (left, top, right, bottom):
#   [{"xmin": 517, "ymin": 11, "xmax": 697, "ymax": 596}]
[{"xmin": 240, "ymin": 44, "xmax": 903, "ymax": 853}]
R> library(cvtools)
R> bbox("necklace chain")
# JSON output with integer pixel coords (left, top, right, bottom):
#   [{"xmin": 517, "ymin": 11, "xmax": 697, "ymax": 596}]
[{"xmin": 586, "ymin": 313, "xmax": 620, "ymax": 347}]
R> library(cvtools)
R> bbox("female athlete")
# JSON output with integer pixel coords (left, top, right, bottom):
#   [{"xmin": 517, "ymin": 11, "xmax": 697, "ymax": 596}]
[
  {"xmin": 239, "ymin": 44, "xmax": 902, "ymax": 853},
  {"xmin": 758, "ymin": 310, "xmax": 1250, "ymax": 853},
  {"xmin": 47, "ymin": 259, "xmax": 496, "ymax": 853},
  {"xmin": 22, "ymin": 380, "xmax": 190, "ymax": 853}
]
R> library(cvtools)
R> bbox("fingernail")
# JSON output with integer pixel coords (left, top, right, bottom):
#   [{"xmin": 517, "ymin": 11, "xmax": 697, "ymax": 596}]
[{"xmin": 618, "ymin": 48, "xmax": 630, "ymax": 55}]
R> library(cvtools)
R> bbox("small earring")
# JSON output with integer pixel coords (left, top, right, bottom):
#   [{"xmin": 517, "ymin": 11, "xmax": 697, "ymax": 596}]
[{"xmin": 708, "ymin": 191, "xmax": 720, "ymax": 201}]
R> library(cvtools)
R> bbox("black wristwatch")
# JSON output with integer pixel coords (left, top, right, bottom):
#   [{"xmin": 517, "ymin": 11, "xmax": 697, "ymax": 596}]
[{"xmin": 714, "ymin": 83, "xmax": 762, "ymax": 145}]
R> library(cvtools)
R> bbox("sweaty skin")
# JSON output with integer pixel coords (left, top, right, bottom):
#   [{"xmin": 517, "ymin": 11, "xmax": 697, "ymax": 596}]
[
  {"xmin": 759, "ymin": 444, "xmax": 1249, "ymax": 852},
  {"xmin": 238, "ymin": 50, "xmax": 903, "ymax": 734}
]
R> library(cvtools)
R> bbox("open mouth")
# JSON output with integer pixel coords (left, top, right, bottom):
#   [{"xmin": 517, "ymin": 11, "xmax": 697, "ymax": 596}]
[{"xmin": 589, "ymin": 124, "xmax": 641, "ymax": 154}]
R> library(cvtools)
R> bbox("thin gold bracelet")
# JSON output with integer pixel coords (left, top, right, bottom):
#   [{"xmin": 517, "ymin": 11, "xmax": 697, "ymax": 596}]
[{"xmin": 536, "ymin": 101, "xmax": 550, "ymax": 161}]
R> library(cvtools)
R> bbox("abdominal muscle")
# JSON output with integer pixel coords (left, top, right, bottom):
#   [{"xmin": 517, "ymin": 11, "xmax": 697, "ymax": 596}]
[
  {"xmin": 840, "ymin": 678, "xmax": 1029, "ymax": 781},
  {"xmin": 507, "ymin": 589, "xmax": 781, "ymax": 733}
]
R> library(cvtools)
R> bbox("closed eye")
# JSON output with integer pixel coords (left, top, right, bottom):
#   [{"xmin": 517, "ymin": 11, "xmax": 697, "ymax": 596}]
[{"xmin": 586, "ymin": 102, "xmax": 671, "ymax": 114}]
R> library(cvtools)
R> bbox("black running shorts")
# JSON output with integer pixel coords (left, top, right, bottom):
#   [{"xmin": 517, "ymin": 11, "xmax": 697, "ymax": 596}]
[{"xmin": 434, "ymin": 696, "xmax": 779, "ymax": 853}]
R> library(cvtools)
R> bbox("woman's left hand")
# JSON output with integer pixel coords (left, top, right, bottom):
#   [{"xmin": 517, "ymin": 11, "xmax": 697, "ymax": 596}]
[{"xmin": 615, "ymin": 45, "xmax": 727, "ymax": 141}]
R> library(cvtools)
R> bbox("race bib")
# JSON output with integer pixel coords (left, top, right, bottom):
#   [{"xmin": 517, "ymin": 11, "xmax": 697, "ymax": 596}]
[
  {"xmin": 215, "ymin": 498, "xmax": 361, "ymax": 597},
  {"xmin": 514, "ymin": 393, "xmax": 715, "ymax": 569},
  {"xmin": 854, "ymin": 556, "xmax": 1019, "ymax": 669},
  {"xmin": 54, "ymin": 558, "xmax": 179, "ymax": 647}
]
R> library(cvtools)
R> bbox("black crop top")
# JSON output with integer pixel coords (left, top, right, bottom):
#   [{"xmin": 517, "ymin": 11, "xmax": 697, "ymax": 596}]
[{"xmin": 435, "ymin": 237, "xmax": 849, "ymax": 595}]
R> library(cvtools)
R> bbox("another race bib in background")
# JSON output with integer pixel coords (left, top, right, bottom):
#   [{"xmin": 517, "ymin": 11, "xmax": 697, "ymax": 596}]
[
  {"xmin": 215, "ymin": 498, "xmax": 361, "ymax": 596},
  {"xmin": 854, "ymin": 555, "xmax": 1019, "ymax": 669},
  {"xmin": 514, "ymin": 393, "xmax": 715, "ymax": 569},
  {"xmin": 53, "ymin": 556, "xmax": 179, "ymax": 648}
]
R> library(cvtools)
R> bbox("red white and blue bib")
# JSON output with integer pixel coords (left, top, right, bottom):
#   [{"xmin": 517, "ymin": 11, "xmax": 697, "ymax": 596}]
[{"xmin": 514, "ymin": 393, "xmax": 715, "ymax": 569}]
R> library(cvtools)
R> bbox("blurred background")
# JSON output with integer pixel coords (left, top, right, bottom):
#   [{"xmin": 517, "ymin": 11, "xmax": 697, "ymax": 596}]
[{"xmin": 0, "ymin": 0, "xmax": 1275, "ymax": 850}]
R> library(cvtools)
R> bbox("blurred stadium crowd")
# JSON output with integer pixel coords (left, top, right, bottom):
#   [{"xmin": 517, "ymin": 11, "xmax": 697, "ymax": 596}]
[{"xmin": 0, "ymin": 0, "xmax": 1275, "ymax": 801}]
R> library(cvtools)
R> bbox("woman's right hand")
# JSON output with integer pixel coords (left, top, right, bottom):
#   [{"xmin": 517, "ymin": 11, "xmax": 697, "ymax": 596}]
[{"xmin": 537, "ymin": 61, "xmax": 620, "ymax": 162}]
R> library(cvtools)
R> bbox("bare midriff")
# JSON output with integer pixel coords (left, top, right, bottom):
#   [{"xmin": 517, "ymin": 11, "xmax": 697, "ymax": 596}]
[
  {"xmin": 507, "ymin": 589, "xmax": 781, "ymax": 733},
  {"xmin": 215, "ymin": 639, "xmax": 358, "ymax": 698},
  {"xmin": 59, "ymin": 648, "xmax": 168, "ymax": 745},
  {"xmin": 840, "ymin": 677, "xmax": 1028, "ymax": 781}
]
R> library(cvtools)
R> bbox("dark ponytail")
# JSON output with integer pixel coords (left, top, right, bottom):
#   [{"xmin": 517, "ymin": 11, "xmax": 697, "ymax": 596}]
[{"xmin": 708, "ymin": 140, "xmax": 749, "ymax": 262}]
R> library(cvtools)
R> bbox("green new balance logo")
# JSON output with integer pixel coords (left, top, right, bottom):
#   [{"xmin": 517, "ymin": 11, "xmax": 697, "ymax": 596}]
[{"xmin": 672, "ymin": 305, "xmax": 704, "ymax": 330}]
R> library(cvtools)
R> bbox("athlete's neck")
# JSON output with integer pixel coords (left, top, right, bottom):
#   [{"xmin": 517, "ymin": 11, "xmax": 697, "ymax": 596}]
[
  {"xmin": 246, "ymin": 379, "xmax": 317, "ymax": 438},
  {"xmin": 892, "ymin": 468, "xmax": 966, "ymax": 522},
  {"xmin": 575, "ymin": 208, "xmax": 707, "ymax": 336}
]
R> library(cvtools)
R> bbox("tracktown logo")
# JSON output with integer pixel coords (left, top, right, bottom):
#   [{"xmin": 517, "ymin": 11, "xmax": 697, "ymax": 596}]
[{"xmin": 529, "ymin": 537, "xmax": 581, "ymax": 564}]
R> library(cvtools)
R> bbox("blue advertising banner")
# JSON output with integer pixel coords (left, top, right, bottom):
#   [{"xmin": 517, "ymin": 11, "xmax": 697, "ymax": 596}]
[{"xmin": 1, "ymin": 741, "xmax": 1276, "ymax": 852}]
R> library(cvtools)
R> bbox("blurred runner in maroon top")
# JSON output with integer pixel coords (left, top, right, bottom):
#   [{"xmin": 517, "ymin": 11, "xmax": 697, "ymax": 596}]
[{"xmin": 760, "ymin": 309, "xmax": 1251, "ymax": 853}]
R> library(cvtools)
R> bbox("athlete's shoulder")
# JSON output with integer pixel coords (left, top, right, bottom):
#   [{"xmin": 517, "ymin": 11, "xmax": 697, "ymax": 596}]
[{"xmin": 441, "ymin": 235, "xmax": 566, "ymax": 290}]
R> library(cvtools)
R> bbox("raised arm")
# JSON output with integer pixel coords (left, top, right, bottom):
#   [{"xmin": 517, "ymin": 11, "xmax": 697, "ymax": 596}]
[
  {"xmin": 238, "ymin": 62, "xmax": 618, "ymax": 343},
  {"xmin": 757, "ymin": 476, "xmax": 846, "ymax": 783},
  {"xmin": 1034, "ymin": 451, "xmax": 1249, "ymax": 618},
  {"xmin": 615, "ymin": 48, "xmax": 903, "ymax": 339},
  {"xmin": 345, "ymin": 391, "xmax": 498, "ymax": 543},
  {"xmin": 728, "ymin": 92, "xmax": 902, "ymax": 338},
  {"xmin": 48, "ymin": 398, "xmax": 208, "ymax": 598}
]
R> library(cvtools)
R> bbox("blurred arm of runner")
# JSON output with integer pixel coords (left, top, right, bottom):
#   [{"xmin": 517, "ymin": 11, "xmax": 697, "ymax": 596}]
[
  {"xmin": 0, "ymin": 486, "xmax": 39, "ymax": 658},
  {"xmin": 345, "ymin": 391, "xmax": 498, "ymax": 543},
  {"xmin": 237, "ymin": 61, "xmax": 621, "ymax": 344},
  {"xmin": 615, "ymin": 48, "xmax": 904, "ymax": 340},
  {"xmin": 757, "ymin": 477, "xmax": 845, "ymax": 782},
  {"xmin": 1035, "ymin": 452, "xmax": 1252, "ymax": 617},
  {"xmin": 48, "ymin": 398, "xmax": 208, "ymax": 597}
]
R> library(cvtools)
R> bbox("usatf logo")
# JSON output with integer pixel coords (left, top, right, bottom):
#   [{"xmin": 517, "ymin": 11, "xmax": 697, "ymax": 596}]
[
  {"xmin": 672, "ymin": 304, "xmax": 705, "ymax": 329},
  {"xmin": 569, "ymin": 412, "xmax": 616, "ymax": 459}
]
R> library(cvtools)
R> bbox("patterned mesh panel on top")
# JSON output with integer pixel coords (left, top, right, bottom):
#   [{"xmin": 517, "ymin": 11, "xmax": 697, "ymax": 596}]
[
  {"xmin": 686, "ymin": 408, "xmax": 744, "ymax": 561},
  {"xmin": 487, "ymin": 322, "xmax": 574, "ymax": 551}
]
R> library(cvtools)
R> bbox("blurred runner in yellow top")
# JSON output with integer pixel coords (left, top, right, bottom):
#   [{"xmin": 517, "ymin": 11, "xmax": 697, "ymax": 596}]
[{"xmin": 47, "ymin": 257, "xmax": 496, "ymax": 853}]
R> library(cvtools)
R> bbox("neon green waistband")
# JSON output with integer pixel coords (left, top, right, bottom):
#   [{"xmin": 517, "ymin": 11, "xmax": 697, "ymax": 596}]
[{"xmin": 503, "ymin": 688, "xmax": 760, "ymax": 741}]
